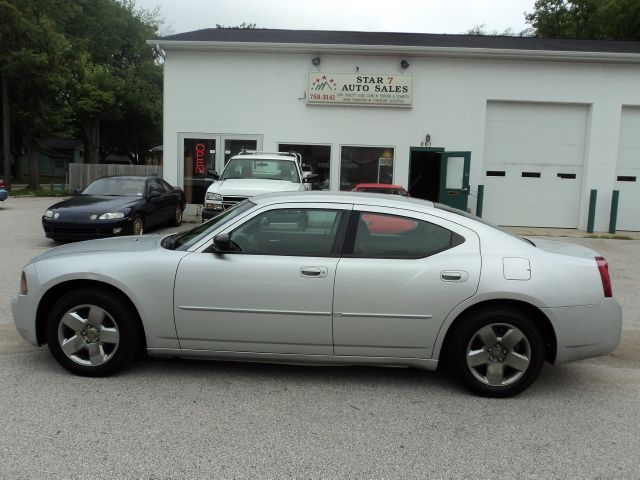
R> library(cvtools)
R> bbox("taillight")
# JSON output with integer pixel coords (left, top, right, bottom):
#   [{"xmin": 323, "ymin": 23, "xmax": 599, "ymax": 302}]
[
  {"xmin": 20, "ymin": 271, "xmax": 28, "ymax": 295},
  {"xmin": 595, "ymin": 256, "xmax": 612, "ymax": 298}
]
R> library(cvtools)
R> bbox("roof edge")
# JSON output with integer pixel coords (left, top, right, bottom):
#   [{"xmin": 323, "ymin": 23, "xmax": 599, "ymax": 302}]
[{"xmin": 147, "ymin": 40, "xmax": 640, "ymax": 64}]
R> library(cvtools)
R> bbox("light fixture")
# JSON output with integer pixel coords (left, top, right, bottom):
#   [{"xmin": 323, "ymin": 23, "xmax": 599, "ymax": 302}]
[
  {"xmin": 311, "ymin": 57, "xmax": 320, "ymax": 66},
  {"xmin": 401, "ymin": 59, "xmax": 410, "ymax": 69}
]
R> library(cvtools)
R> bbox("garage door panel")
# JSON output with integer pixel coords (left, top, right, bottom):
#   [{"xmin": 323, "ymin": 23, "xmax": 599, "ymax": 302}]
[
  {"xmin": 616, "ymin": 107, "xmax": 640, "ymax": 231},
  {"xmin": 483, "ymin": 101, "xmax": 587, "ymax": 228}
]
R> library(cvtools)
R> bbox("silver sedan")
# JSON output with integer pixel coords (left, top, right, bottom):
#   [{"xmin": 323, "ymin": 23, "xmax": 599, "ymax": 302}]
[{"xmin": 12, "ymin": 192, "xmax": 622, "ymax": 397}]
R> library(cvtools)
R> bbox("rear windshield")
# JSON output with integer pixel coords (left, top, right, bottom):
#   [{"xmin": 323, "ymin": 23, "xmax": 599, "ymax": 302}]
[{"xmin": 434, "ymin": 203, "xmax": 534, "ymax": 246}]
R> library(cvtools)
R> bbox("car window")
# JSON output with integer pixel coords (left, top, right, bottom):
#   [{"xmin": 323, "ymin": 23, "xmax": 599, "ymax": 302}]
[
  {"xmin": 170, "ymin": 200, "xmax": 255, "ymax": 251},
  {"xmin": 229, "ymin": 208, "xmax": 344, "ymax": 256},
  {"xmin": 159, "ymin": 179, "xmax": 173, "ymax": 193},
  {"xmin": 345, "ymin": 211, "xmax": 464, "ymax": 259},
  {"xmin": 148, "ymin": 179, "xmax": 164, "ymax": 195}
]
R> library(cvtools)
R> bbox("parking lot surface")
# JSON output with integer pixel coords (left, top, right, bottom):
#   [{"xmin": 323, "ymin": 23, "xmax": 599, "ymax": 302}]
[{"xmin": 1, "ymin": 196, "xmax": 639, "ymax": 478}]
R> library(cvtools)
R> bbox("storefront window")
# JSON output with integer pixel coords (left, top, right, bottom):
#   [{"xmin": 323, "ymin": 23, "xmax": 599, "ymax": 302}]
[
  {"xmin": 183, "ymin": 138, "xmax": 215, "ymax": 204},
  {"xmin": 340, "ymin": 146, "xmax": 394, "ymax": 191},
  {"xmin": 225, "ymin": 139, "xmax": 258, "ymax": 165},
  {"xmin": 279, "ymin": 144, "xmax": 330, "ymax": 190}
]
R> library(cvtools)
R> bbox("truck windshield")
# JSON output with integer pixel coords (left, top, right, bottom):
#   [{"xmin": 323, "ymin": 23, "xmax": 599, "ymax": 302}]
[
  {"xmin": 165, "ymin": 200, "xmax": 255, "ymax": 251},
  {"xmin": 220, "ymin": 158, "xmax": 300, "ymax": 183}
]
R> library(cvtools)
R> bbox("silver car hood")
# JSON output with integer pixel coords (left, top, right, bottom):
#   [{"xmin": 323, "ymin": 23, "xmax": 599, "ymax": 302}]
[
  {"xmin": 529, "ymin": 238, "xmax": 599, "ymax": 259},
  {"xmin": 208, "ymin": 179, "xmax": 303, "ymax": 197},
  {"xmin": 31, "ymin": 235, "xmax": 164, "ymax": 263}
]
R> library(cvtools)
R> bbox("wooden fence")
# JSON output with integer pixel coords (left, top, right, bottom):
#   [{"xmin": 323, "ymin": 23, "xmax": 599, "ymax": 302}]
[{"xmin": 68, "ymin": 164, "xmax": 163, "ymax": 191}]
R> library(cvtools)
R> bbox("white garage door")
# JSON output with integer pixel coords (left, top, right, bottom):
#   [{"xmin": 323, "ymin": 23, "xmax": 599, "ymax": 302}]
[
  {"xmin": 615, "ymin": 107, "xmax": 640, "ymax": 231},
  {"xmin": 482, "ymin": 102, "xmax": 588, "ymax": 227}
]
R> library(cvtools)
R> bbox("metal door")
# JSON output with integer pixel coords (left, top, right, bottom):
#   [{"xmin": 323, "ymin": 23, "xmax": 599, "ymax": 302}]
[
  {"xmin": 439, "ymin": 151, "xmax": 471, "ymax": 211},
  {"xmin": 332, "ymin": 206, "xmax": 480, "ymax": 358}
]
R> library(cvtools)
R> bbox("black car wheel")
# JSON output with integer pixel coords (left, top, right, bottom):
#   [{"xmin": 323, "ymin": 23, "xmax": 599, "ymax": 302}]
[
  {"xmin": 132, "ymin": 214, "xmax": 144, "ymax": 235},
  {"xmin": 447, "ymin": 306, "xmax": 545, "ymax": 398},
  {"xmin": 46, "ymin": 288, "xmax": 140, "ymax": 376},
  {"xmin": 172, "ymin": 204, "xmax": 183, "ymax": 226}
]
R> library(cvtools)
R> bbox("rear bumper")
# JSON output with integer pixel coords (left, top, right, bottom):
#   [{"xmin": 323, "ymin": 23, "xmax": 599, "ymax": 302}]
[{"xmin": 542, "ymin": 298, "xmax": 622, "ymax": 364}]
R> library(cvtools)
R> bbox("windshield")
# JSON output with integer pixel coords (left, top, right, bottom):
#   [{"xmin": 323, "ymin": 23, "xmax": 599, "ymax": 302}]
[
  {"xmin": 220, "ymin": 158, "xmax": 300, "ymax": 183},
  {"xmin": 168, "ymin": 200, "xmax": 255, "ymax": 251},
  {"xmin": 83, "ymin": 177, "xmax": 146, "ymax": 196}
]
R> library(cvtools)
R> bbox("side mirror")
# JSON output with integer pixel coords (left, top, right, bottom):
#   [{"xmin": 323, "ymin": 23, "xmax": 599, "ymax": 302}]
[
  {"xmin": 212, "ymin": 233, "xmax": 232, "ymax": 253},
  {"xmin": 148, "ymin": 191, "xmax": 161, "ymax": 199},
  {"xmin": 303, "ymin": 174, "xmax": 320, "ymax": 183},
  {"xmin": 206, "ymin": 169, "xmax": 219, "ymax": 180},
  {"xmin": 73, "ymin": 188, "xmax": 83, "ymax": 196}
]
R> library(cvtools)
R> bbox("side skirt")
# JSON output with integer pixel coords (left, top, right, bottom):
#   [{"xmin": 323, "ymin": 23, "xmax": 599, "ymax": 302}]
[{"xmin": 147, "ymin": 348, "xmax": 439, "ymax": 371}]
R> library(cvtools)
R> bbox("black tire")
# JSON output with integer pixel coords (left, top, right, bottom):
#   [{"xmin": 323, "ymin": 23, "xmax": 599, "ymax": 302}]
[
  {"xmin": 172, "ymin": 203, "xmax": 183, "ymax": 226},
  {"xmin": 132, "ymin": 214, "xmax": 144, "ymax": 235},
  {"xmin": 46, "ymin": 288, "xmax": 141, "ymax": 377},
  {"xmin": 447, "ymin": 306, "xmax": 545, "ymax": 398}
]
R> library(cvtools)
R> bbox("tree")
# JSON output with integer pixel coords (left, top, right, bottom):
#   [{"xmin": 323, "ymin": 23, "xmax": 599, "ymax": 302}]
[
  {"xmin": 525, "ymin": 0, "xmax": 640, "ymax": 39},
  {"xmin": 61, "ymin": 0, "xmax": 163, "ymax": 164},
  {"xmin": 0, "ymin": 0, "xmax": 73, "ymax": 189}
]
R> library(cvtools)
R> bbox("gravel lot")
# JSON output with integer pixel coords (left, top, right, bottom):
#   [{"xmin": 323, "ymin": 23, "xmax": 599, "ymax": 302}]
[{"xmin": 1, "ymin": 196, "xmax": 639, "ymax": 479}]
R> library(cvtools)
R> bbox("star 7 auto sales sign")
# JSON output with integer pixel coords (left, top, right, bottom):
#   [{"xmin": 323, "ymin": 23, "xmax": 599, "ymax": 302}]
[{"xmin": 307, "ymin": 73, "xmax": 413, "ymax": 107}]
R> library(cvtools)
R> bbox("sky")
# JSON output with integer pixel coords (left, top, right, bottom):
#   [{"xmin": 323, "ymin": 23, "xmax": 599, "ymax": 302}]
[{"xmin": 134, "ymin": 0, "xmax": 537, "ymax": 37}]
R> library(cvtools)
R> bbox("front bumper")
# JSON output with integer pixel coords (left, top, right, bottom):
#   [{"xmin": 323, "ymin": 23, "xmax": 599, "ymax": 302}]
[
  {"xmin": 11, "ymin": 265, "xmax": 41, "ymax": 346},
  {"xmin": 543, "ymin": 298, "xmax": 622, "ymax": 364},
  {"xmin": 0, "ymin": 189, "xmax": 8, "ymax": 201},
  {"xmin": 42, "ymin": 217, "xmax": 132, "ymax": 241},
  {"xmin": 201, "ymin": 207, "xmax": 222, "ymax": 222}
]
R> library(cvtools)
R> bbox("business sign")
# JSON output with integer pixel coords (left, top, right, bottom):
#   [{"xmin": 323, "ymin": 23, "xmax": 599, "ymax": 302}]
[{"xmin": 307, "ymin": 73, "xmax": 413, "ymax": 107}]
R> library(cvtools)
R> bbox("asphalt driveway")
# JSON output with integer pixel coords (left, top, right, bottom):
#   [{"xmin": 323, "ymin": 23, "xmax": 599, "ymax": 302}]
[{"xmin": 1, "ymin": 196, "xmax": 639, "ymax": 479}]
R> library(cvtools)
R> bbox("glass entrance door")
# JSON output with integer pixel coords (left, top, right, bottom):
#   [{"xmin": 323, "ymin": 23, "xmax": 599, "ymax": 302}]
[{"xmin": 180, "ymin": 134, "xmax": 262, "ymax": 205}]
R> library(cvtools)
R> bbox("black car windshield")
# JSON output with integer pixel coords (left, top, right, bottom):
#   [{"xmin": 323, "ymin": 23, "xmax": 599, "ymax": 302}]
[
  {"xmin": 169, "ymin": 200, "xmax": 255, "ymax": 251},
  {"xmin": 83, "ymin": 177, "xmax": 146, "ymax": 196},
  {"xmin": 220, "ymin": 158, "xmax": 300, "ymax": 183}
]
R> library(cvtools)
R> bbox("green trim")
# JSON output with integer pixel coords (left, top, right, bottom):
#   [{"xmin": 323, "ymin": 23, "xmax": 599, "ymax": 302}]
[
  {"xmin": 587, "ymin": 189, "xmax": 597, "ymax": 233},
  {"xmin": 609, "ymin": 190, "xmax": 619, "ymax": 234},
  {"xmin": 409, "ymin": 147, "xmax": 445, "ymax": 153},
  {"xmin": 476, "ymin": 184, "xmax": 484, "ymax": 218}
]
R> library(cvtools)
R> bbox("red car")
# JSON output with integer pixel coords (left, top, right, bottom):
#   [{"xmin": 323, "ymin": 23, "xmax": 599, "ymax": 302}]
[
  {"xmin": 351, "ymin": 183, "xmax": 409, "ymax": 196},
  {"xmin": 350, "ymin": 184, "xmax": 416, "ymax": 234}
]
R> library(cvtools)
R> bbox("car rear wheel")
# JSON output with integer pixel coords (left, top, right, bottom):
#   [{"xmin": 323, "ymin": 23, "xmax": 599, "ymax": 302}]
[
  {"xmin": 45, "ymin": 289, "xmax": 140, "ymax": 376},
  {"xmin": 447, "ymin": 306, "xmax": 545, "ymax": 397},
  {"xmin": 172, "ymin": 204, "xmax": 183, "ymax": 226},
  {"xmin": 132, "ymin": 214, "xmax": 144, "ymax": 235}
]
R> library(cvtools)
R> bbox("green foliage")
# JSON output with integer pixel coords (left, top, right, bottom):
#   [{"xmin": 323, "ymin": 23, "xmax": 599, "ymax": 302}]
[
  {"xmin": 525, "ymin": 0, "xmax": 640, "ymax": 39},
  {"xmin": 0, "ymin": 0, "xmax": 163, "ymax": 172}
]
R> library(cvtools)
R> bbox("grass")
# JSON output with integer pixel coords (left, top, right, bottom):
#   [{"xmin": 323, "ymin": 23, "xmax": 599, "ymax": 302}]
[{"xmin": 9, "ymin": 188, "xmax": 68, "ymax": 197}]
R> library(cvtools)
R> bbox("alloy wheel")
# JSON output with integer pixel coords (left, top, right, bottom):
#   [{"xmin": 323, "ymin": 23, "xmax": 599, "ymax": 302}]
[
  {"xmin": 466, "ymin": 323, "xmax": 532, "ymax": 387},
  {"xmin": 57, "ymin": 304, "xmax": 120, "ymax": 366}
]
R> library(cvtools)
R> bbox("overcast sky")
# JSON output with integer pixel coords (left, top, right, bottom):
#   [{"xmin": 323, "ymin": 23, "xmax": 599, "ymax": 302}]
[{"xmin": 135, "ymin": 0, "xmax": 537, "ymax": 37}]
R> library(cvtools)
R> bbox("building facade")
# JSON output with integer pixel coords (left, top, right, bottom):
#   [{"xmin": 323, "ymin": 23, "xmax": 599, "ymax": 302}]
[{"xmin": 151, "ymin": 29, "xmax": 640, "ymax": 231}]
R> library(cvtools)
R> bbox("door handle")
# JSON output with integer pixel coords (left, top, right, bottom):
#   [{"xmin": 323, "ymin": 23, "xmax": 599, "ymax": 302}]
[
  {"xmin": 300, "ymin": 267, "xmax": 328, "ymax": 278},
  {"xmin": 441, "ymin": 270, "xmax": 468, "ymax": 282}
]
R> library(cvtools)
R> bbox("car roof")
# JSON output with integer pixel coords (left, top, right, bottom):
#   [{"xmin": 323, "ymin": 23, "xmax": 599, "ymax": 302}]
[
  {"xmin": 96, "ymin": 175, "xmax": 152, "ymax": 181},
  {"xmin": 354, "ymin": 183, "xmax": 405, "ymax": 189},
  {"xmin": 230, "ymin": 154, "xmax": 297, "ymax": 162},
  {"xmin": 251, "ymin": 190, "xmax": 433, "ymax": 209}
]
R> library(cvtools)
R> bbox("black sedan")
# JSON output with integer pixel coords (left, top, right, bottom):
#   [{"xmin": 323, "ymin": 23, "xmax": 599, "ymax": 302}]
[{"xmin": 42, "ymin": 176, "xmax": 185, "ymax": 242}]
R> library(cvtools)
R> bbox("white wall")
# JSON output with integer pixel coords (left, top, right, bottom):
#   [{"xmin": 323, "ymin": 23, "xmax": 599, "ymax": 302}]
[{"xmin": 162, "ymin": 48, "xmax": 640, "ymax": 231}]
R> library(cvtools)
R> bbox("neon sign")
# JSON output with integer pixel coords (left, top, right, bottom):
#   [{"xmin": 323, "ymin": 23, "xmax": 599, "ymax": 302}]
[{"xmin": 195, "ymin": 143, "xmax": 206, "ymax": 174}]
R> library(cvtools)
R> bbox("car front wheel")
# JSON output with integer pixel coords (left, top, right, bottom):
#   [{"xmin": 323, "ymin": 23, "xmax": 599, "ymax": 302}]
[
  {"xmin": 447, "ymin": 306, "xmax": 545, "ymax": 397},
  {"xmin": 46, "ymin": 288, "xmax": 140, "ymax": 376},
  {"xmin": 132, "ymin": 214, "xmax": 144, "ymax": 235},
  {"xmin": 172, "ymin": 204, "xmax": 183, "ymax": 226}
]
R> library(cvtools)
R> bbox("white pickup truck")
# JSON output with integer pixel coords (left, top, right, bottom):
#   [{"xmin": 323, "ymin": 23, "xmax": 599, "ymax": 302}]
[{"xmin": 202, "ymin": 151, "xmax": 318, "ymax": 221}]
